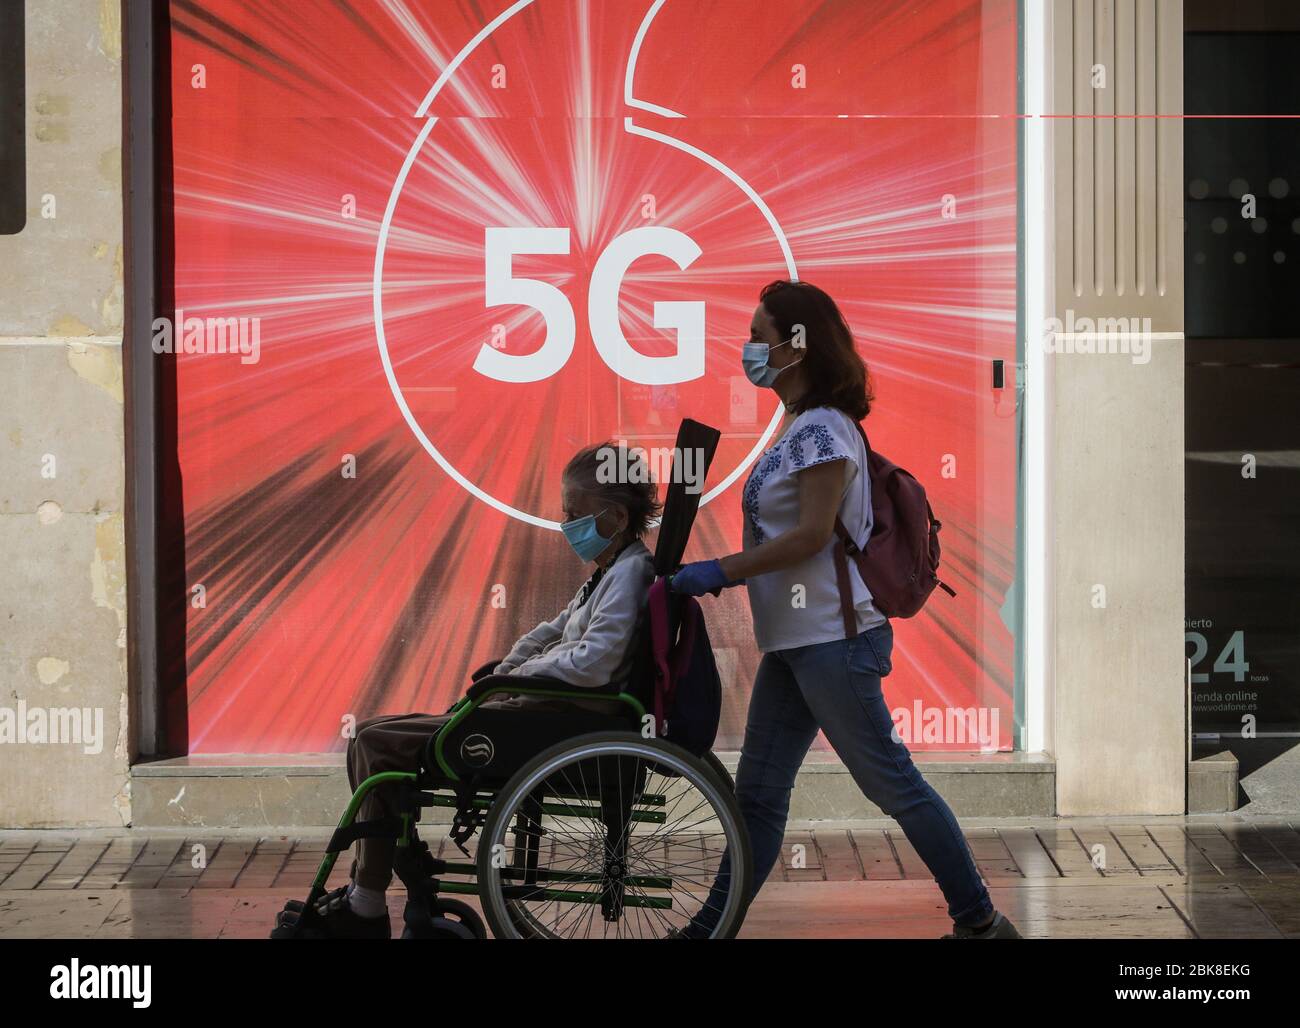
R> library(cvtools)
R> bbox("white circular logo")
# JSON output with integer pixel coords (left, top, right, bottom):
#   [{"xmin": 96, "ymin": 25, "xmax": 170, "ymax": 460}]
[
  {"xmin": 460, "ymin": 733, "xmax": 495, "ymax": 768},
  {"xmin": 372, "ymin": 0, "xmax": 797, "ymax": 529}
]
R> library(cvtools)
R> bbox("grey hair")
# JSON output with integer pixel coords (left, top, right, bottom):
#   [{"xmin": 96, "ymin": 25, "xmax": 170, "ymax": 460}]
[{"xmin": 562, "ymin": 440, "xmax": 663, "ymax": 539}]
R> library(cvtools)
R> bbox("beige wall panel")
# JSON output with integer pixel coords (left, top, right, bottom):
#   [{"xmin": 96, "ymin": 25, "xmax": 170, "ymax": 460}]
[
  {"xmin": 1047, "ymin": 0, "xmax": 1186, "ymax": 814},
  {"xmin": 0, "ymin": 1, "xmax": 128, "ymax": 826}
]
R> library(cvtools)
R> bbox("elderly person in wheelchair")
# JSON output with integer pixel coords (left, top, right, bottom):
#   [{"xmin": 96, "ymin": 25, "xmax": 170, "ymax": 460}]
[{"xmin": 273, "ymin": 431, "xmax": 751, "ymax": 940}]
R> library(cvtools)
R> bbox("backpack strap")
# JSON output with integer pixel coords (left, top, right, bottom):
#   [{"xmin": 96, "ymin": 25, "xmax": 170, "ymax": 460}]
[
  {"xmin": 831, "ymin": 419, "xmax": 874, "ymax": 639},
  {"xmin": 647, "ymin": 578, "xmax": 702, "ymax": 737},
  {"xmin": 648, "ymin": 578, "xmax": 673, "ymax": 735},
  {"xmin": 832, "ymin": 519, "xmax": 871, "ymax": 639},
  {"xmin": 851, "ymin": 418, "xmax": 873, "ymax": 459}
]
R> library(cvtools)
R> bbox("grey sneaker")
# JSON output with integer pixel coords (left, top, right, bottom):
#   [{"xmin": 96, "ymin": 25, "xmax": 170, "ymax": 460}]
[{"xmin": 942, "ymin": 911, "xmax": 1023, "ymax": 939}]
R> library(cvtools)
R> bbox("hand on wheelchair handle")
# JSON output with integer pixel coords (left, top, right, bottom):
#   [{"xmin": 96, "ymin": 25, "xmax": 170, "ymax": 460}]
[{"xmin": 668, "ymin": 559, "xmax": 736, "ymax": 598}]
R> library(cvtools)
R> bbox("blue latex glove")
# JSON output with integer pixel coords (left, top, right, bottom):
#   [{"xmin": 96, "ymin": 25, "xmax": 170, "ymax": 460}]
[{"xmin": 669, "ymin": 559, "xmax": 734, "ymax": 597}]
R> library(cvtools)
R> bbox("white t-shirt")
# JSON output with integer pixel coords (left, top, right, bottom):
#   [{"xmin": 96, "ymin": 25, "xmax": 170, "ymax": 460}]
[{"xmin": 742, "ymin": 405, "xmax": 887, "ymax": 652}]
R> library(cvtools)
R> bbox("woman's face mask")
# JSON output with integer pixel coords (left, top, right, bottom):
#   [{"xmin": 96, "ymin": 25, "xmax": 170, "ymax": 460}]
[
  {"xmin": 742, "ymin": 336, "xmax": 803, "ymax": 389},
  {"xmin": 560, "ymin": 506, "xmax": 613, "ymax": 562}
]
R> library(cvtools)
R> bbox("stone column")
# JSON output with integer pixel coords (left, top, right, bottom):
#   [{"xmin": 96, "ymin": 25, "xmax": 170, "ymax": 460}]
[
  {"xmin": 1046, "ymin": 0, "xmax": 1186, "ymax": 814},
  {"xmin": 0, "ymin": 1, "xmax": 129, "ymax": 825}
]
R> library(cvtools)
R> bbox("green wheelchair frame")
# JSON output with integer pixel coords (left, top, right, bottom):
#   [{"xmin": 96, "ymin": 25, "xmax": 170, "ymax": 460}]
[{"xmin": 273, "ymin": 675, "xmax": 741, "ymax": 939}]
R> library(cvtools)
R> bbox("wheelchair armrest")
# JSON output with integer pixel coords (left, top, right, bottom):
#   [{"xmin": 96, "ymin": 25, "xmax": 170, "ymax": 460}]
[
  {"xmin": 471, "ymin": 659, "xmax": 504, "ymax": 682},
  {"xmin": 464, "ymin": 672, "xmax": 618, "ymax": 702}
]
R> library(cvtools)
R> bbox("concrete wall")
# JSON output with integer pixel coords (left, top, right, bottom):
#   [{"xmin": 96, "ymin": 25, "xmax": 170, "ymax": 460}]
[
  {"xmin": 1046, "ymin": 0, "xmax": 1187, "ymax": 814},
  {"xmin": 0, "ymin": 1, "xmax": 129, "ymax": 826}
]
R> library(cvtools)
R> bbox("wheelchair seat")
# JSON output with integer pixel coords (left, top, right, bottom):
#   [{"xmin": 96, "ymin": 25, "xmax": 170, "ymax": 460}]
[
  {"xmin": 427, "ymin": 691, "xmax": 639, "ymax": 783},
  {"xmin": 425, "ymin": 618, "xmax": 654, "ymax": 785}
]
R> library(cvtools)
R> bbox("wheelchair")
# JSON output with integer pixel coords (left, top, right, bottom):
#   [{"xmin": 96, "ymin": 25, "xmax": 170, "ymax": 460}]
[
  {"xmin": 272, "ymin": 418, "xmax": 748, "ymax": 939},
  {"xmin": 272, "ymin": 644, "xmax": 752, "ymax": 940}
]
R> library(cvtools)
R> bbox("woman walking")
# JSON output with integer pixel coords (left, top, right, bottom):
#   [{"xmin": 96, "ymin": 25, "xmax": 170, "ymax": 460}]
[{"xmin": 670, "ymin": 279, "xmax": 1020, "ymax": 940}]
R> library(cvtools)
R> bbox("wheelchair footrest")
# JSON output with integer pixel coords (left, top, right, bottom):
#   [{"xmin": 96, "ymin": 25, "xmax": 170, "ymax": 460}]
[{"xmin": 325, "ymin": 815, "xmax": 405, "ymax": 853}]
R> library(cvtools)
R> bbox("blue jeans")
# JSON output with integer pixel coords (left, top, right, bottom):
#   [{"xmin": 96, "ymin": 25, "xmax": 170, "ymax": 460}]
[{"xmin": 690, "ymin": 621, "xmax": 995, "ymax": 935}]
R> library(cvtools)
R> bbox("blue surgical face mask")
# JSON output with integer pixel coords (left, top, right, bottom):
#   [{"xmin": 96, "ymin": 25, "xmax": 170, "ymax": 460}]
[
  {"xmin": 742, "ymin": 337, "xmax": 803, "ymax": 389},
  {"xmin": 561, "ymin": 507, "xmax": 614, "ymax": 562}
]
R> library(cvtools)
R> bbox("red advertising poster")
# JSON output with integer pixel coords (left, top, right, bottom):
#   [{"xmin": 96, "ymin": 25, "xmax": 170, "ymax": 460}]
[{"xmin": 163, "ymin": 0, "xmax": 1018, "ymax": 754}]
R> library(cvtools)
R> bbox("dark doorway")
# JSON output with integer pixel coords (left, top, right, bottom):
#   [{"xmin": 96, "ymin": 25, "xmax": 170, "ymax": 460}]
[
  {"xmin": 0, "ymin": 0, "xmax": 25, "ymax": 235},
  {"xmin": 1185, "ymin": 0, "xmax": 1300, "ymax": 796}
]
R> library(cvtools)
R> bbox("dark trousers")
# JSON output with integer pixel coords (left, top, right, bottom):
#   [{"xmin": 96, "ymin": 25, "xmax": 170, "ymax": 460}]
[
  {"xmin": 344, "ymin": 712, "xmax": 451, "ymax": 890},
  {"xmin": 692, "ymin": 622, "xmax": 995, "ymax": 934}
]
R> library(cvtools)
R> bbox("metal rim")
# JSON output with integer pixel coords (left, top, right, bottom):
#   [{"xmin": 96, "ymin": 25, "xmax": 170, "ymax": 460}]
[{"xmin": 477, "ymin": 735, "xmax": 749, "ymax": 940}]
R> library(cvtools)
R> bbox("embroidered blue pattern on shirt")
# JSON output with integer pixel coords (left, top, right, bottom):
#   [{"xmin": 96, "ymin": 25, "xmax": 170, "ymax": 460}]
[
  {"xmin": 742, "ymin": 447, "xmax": 784, "ymax": 544},
  {"xmin": 742, "ymin": 421, "xmax": 844, "ymax": 544},
  {"xmin": 787, "ymin": 422, "xmax": 839, "ymax": 469}
]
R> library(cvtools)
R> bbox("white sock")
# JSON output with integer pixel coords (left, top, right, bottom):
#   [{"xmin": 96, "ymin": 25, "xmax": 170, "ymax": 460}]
[{"xmin": 347, "ymin": 882, "xmax": 387, "ymax": 919}]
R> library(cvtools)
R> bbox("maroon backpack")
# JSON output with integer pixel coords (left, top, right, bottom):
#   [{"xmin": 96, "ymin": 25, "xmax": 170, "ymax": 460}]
[
  {"xmin": 646, "ymin": 577, "xmax": 721, "ymax": 755},
  {"xmin": 831, "ymin": 420, "xmax": 955, "ymax": 630}
]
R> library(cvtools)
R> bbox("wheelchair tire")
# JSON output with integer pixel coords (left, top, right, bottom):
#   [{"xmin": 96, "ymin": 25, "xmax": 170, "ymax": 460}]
[
  {"xmin": 399, "ymin": 897, "xmax": 487, "ymax": 940},
  {"xmin": 404, "ymin": 916, "xmax": 476, "ymax": 940},
  {"xmin": 701, "ymin": 750, "xmax": 735, "ymax": 792},
  {"xmin": 477, "ymin": 732, "xmax": 751, "ymax": 940}
]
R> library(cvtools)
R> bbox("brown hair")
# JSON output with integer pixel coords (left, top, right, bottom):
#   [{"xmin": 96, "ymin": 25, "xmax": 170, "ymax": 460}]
[
  {"xmin": 758, "ymin": 279, "xmax": 873, "ymax": 420},
  {"xmin": 562, "ymin": 441, "xmax": 663, "ymax": 539}
]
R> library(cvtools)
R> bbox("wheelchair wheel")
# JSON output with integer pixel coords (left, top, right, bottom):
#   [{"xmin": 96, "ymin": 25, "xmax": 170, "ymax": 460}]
[
  {"xmin": 404, "ymin": 916, "xmax": 476, "ymax": 940},
  {"xmin": 477, "ymin": 732, "xmax": 751, "ymax": 940},
  {"xmin": 494, "ymin": 749, "xmax": 737, "ymax": 939},
  {"xmin": 399, "ymin": 897, "xmax": 488, "ymax": 940},
  {"xmin": 501, "ymin": 750, "xmax": 732, "ymax": 938}
]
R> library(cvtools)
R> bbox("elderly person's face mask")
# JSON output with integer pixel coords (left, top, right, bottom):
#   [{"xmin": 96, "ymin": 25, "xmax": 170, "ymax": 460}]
[{"xmin": 560, "ymin": 507, "xmax": 612, "ymax": 562}]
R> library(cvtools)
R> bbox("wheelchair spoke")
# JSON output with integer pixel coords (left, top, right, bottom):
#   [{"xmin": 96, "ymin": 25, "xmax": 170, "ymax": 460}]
[{"xmin": 478, "ymin": 736, "xmax": 750, "ymax": 939}]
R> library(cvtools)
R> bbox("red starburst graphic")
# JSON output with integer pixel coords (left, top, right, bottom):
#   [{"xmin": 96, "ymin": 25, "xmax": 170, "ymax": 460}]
[{"xmin": 164, "ymin": 0, "xmax": 1018, "ymax": 754}]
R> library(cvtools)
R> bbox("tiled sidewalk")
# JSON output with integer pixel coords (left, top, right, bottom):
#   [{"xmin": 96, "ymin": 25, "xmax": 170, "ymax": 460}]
[{"xmin": 3, "ymin": 817, "xmax": 1299, "ymax": 938}]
